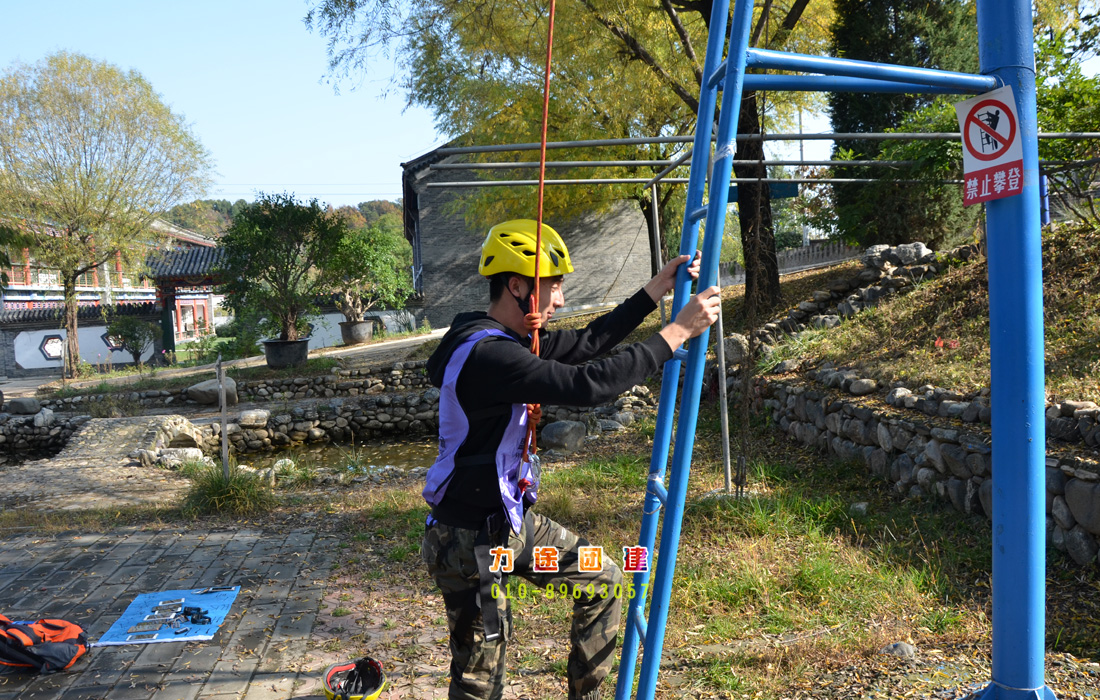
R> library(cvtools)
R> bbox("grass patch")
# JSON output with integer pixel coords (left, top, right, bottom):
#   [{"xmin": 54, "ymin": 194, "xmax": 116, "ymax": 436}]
[
  {"xmin": 272, "ymin": 455, "xmax": 319, "ymax": 488},
  {"xmin": 785, "ymin": 223, "xmax": 1100, "ymax": 401},
  {"xmin": 0, "ymin": 506, "xmax": 184, "ymax": 534},
  {"xmin": 183, "ymin": 463, "xmax": 278, "ymax": 517}
]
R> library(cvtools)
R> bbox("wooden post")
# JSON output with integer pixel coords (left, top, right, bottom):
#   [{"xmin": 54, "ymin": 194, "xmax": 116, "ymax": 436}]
[{"xmin": 217, "ymin": 354, "xmax": 229, "ymax": 478}]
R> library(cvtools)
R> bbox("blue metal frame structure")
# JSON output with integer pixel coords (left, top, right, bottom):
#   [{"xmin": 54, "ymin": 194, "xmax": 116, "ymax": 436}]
[{"xmin": 615, "ymin": 0, "xmax": 1053, "ymax": 698}]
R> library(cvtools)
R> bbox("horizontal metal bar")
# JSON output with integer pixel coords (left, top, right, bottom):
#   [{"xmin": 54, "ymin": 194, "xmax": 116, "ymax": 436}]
[
  {"xmin": 431, "ymin": 160, "xmax": 674, "ymax": 170},
  {"xmin": 745, "ymin": 48, "xmax": 999, "ymax": 93},
  {"xmin": 435, "ymin": 158, "xmax": 922, "ymax": 173},
  {"xmin": 434, "ymin": 136, "xmax": 692, "ymax": 156},
  {"xmin": 427, "ymin": 178, "xmax": 688, "ymax": 187},
  {"xmin": 742, "ymin": 74, "xmax": 974, "ymax": 94},
  {"xmin": 426, "ymin": 177, "xmax": 963, "ymax": 188},
  {"xmin": 426, "ymin": 132, "xmax": 1100, "ymax": 156},
  {"xmin": 712, "ymin": 66, "xmax": 968, "ymax": 94},
  {"xmin": 633, "ymin": 608, "xmax": 648, "ymax": 640},
  {"xmin": 688, "ymin": 205, "xmax": 708, "ymax": 223},
  {"xmin": 672, "ymin": 348, "xmax": 690, "ymax": 361},
  {"xmin": 649, "ymin": 477, "xmax": 669, "ymax": 506}
]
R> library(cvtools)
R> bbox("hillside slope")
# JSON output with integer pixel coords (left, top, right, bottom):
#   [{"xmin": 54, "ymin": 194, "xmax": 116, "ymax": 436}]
[{"xmin": 787, "ymin": 223, "xmax": 1100, "ymax": 403}]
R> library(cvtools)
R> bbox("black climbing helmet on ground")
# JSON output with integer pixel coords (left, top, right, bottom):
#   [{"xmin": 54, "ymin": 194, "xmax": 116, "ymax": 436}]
[{"xmin": 322, "ymin": 656, "xmax": 386, "ymax": 700}]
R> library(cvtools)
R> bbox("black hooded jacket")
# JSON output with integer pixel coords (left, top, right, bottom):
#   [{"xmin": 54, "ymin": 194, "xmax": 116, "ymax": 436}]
[{"xmin": 425, "ymin": 288, "xmax": 673, "ymax": 528}]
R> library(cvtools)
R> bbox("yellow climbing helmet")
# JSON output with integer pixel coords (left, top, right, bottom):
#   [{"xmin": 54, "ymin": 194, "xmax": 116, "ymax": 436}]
[{"xmin": 478, "ymin": 219, "xmax": 574, "ymax": 278}]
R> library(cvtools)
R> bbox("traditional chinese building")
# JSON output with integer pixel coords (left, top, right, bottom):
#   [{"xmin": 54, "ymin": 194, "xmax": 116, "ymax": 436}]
[{"xmin": 2, "ymin": 219, "xmax": 220, "ymax": 343}]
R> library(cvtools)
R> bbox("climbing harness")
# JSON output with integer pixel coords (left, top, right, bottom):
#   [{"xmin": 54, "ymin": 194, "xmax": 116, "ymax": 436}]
[{"xmin": 322, "ymin": 657, "xmax": 386, "ymax": 700}]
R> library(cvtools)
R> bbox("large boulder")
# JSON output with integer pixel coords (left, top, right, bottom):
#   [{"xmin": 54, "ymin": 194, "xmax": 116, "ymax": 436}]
[
  {"xmin": 540, "ymin": 420, "xmax": 586, "ymax": 453},
  {"xmin": 723, "ymin": 334, "xmax": 749, "ymax": 365},
  {"xmin": 888, "ymin": 242, "xmax": 933, "ymax": 266},
  {"xmin": 861, "ymin": 244, "xmax": 892, "ymax": 270},
  {"xmin": 157, "ymin": 447, "xmax": 206, "ymax": 467},
  {"xmin": 32, "ymin": 408, "xmax": 54, "ymax": 428},
  {"xmin": 8, "ymin": 397, "xmax": 41, "ymax": 415},
  {"xmin": 1064, "ymin": 525, "xmax": 1099, "ymax": 566},
  {"xmin": 238, "ymin": 409, "xmax": 270, "ymax": 428},
  {"xmin": 1064, "ymin": 479, "xmax": 1100, "ymax": 536},
  {"xmin": 187, "ymin": 377, "xmax": 238, "ymax": 406}
]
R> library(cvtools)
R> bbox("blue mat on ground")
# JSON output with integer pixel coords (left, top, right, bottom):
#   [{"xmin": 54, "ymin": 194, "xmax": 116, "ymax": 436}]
[{"xmin": 94, "ymin": 586, "xmax": 240, "ymax": 646}]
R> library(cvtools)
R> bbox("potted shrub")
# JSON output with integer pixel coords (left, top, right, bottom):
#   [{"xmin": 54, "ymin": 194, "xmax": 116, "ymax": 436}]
[
  {"xmin": 325, "ymin": 222, "xmax": 413, "ymax": 346},
  {"xmin": 217, "ymin": 193, "xmax": 344, "ymax": 368}
]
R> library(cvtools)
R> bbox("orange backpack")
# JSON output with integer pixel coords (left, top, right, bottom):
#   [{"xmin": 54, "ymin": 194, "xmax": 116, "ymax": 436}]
[{"xmin": 0, "ymin": 614, "xmax": 88, "ymax": 674}]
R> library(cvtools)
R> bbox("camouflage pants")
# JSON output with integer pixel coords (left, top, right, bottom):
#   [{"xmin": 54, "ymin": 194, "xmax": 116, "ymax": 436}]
[{"xmin": 422, "ymin": 510, "xmax": 623, "ymax": 700}]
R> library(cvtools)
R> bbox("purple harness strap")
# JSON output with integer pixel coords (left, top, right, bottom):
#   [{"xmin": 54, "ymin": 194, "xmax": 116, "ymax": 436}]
[{"xmin": 423, "ymin": 328, "xmax": 537, "ymax": 533}]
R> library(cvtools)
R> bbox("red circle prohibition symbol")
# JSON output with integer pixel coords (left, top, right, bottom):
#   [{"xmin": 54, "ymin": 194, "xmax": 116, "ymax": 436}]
[{"xmin": 964, "ymin": 98, "xmax": 1016, "ymax": 162}]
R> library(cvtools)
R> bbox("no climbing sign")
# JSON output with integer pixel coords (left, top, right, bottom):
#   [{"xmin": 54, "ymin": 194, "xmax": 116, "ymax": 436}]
[{"xmin": 954, "ymin": 85, "xmax": 1024, "ymax": 206}]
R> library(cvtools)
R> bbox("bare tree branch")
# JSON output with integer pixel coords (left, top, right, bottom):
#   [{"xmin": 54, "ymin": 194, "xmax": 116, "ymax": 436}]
[
  {"xmin": 750, "ymin": 0, "xmax": 773, "ymax": 47},
  {"xmin": 661, "ymin": 0, "xmax": 703, "ymax": 85},
  {"xmin": 580, "ymin": 0, "xmax": 700, "ymax": 113},
  {"xmin": 768, "ymin": 0, "xmax": 811, "ymax": 49}
]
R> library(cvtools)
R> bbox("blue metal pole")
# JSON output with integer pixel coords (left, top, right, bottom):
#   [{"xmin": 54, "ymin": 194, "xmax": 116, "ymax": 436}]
[
  {"xmin": 974, "ymin": 0, "xmax": 1056, "ymax": 698},
  {"xmin": 613, "ymin": 0, "xmax": 732, "ymax": 693},
  {"xmin": 741, "ymin": 74, "xmax": 982, "ymax": 94},
  {"xmin": 1040, "ymin": 174, "xmax": 1051, "ymax": 226},
  {"xmin": 745, "ymin": 47, "xmax": 998, "ymax": 93},
  {"xmin": 635, "ymin": 0, "xmax": 754, "ymax": 697}
]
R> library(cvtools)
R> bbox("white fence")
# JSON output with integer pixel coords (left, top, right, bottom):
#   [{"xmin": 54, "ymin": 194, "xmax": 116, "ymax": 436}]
[{"xmin": 719, "ymin": 241, "xmax": 861, "ymax": 287}]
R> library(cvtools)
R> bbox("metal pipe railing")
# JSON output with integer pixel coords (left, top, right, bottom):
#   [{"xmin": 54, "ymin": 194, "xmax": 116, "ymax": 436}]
[{"xmin": 429, "ymin": 132, "xmax": 1100, "ymax": 157}]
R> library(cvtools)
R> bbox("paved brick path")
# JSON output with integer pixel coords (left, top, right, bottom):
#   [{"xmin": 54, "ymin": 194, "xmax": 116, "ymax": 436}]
[
  {"xmin": 0, "ymin": 526, "xmax": 338, "ymax": 700},
  {"xmin": 0, "ymin": 417, "xmax": 192, "ymax": 511}
]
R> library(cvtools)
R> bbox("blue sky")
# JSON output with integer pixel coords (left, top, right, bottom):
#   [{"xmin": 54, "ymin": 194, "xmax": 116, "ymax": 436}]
[{"xmin": 0, "ymin": 0, "xmax": 447, "ymax": 207}]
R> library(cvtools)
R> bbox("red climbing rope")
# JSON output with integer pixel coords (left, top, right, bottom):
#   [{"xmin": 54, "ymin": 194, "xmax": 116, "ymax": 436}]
[{"xmin": 523, "ymin": 0, "xmax": 557, "ymax": 464}]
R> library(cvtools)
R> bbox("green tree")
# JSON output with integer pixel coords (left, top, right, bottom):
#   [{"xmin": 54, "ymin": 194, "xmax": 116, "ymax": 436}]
[
  {"xmin": 827, "ymin": 0, "xmax": 979, "ymax": 248},
  {"xmin": 333, "ymin": 205, "xmax": 368, "ymax": 230},
  {"xmin": 163, "ymin": 198, "xmax": 248, "ymax": 236},
  {"xmin": 0, "ymin": 52, "xmax": 212, "ymax": 377},
  {"xmin": 357, "ymin": 199, "xmax": 401, "ymax": 227},
  {"xmin": 307, "ymin": 0, "xmax": 832, "ymax": 310},
  {"xmin": 1035, "ymin": 32, "xmax": 1100, "ymax": 226},
  {"xmin": 326, "ymin": 223, "xmax": 413, "ymax": 322},
  {"xmin": 105, "ymin": 315, "xmax": 159, "ymax": 367},
  {"xmin": 217, "ymin": 193, "xmax": 344, "ymax": 341}
]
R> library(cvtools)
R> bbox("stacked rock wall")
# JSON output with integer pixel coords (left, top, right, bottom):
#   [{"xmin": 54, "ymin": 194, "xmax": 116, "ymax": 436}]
[
  {"xmin": 760, "ymin": 374, "xmax": 1100, "ymax": 568},
  {"xmin": 40, "ymin": 361, "xmax": 435, "ymax": 412},
  {"xmin": 0, "ymin": 411, "xmax": 89, "ymax": 454},
  {"xmin": 195, "ymin": 385, "xmax": 657, "ymax": 455}
]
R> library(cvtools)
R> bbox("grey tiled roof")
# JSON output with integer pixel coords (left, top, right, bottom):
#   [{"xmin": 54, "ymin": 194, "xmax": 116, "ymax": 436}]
[
  {"xmin": 0, "ymin": 302, "xmax": 158, "ymax": 325},
  {"xmin": 146, "ymin": 246, "xmax": 225, "ymax": 282}
]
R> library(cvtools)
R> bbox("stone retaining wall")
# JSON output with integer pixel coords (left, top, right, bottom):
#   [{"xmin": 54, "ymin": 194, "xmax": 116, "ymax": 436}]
[
  {"xmin": 757, "ymin": 372, "xmax": 1100, "ymax": 568},
  {"xmin": 0, "ymin": 411, "xmax": 90, "ymax": 454},
  {"xmin": 183, "ymin": 386, "xmax": 656, "ymax": 456},
  {"xmin": 40, "ymin": 360, "xmax": 434, "ymax": 412}
]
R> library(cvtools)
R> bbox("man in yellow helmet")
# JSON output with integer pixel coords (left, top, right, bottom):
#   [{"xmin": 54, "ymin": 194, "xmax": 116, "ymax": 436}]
[{"xmin": 422, "ymin": 219, "xmax": 720, "ymax": 700}]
